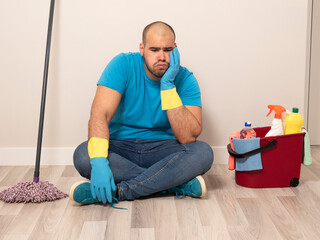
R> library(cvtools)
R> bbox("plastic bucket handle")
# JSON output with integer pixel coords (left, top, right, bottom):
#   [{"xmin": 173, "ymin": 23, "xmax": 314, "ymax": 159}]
[{"xmin": 227, "ymin": 139, "xmax": 277, "ymax": 159}]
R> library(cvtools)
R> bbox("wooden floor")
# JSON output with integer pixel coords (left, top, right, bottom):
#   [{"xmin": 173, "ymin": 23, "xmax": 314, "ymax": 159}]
[{"xmin": 0, "ymin": 146, "xmax": 320, "ymax": 240}]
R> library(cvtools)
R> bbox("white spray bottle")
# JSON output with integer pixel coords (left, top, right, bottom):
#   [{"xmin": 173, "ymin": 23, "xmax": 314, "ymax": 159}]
[{"xmin": 265, "ymin": 105, "xmax": 286, "ymax": 137}]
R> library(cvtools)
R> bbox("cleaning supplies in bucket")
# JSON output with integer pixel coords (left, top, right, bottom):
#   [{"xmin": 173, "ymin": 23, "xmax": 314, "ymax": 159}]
[
  {"xmin": 285, "ymin": 108, "xmax": 304, "ymax": 134},
  {"xmin": 265, "ymin": 105, "xmax": 286, "ymax": 137},
  {"xmin": 228, "ymin": 121, "xmax": 257, "ymax": 171},
  {"xmin": 232, "ymin": 138, "xmax": 263, "ymax": 171},
  {"xmin": 240, "ymin": 122, "xmax": 256, "ymax": 139}
]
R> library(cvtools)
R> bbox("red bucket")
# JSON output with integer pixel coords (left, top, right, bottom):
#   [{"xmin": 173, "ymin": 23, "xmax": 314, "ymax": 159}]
[{"xmin": 228, "ymin": 126, "xmax": 305, "ymax": 188}]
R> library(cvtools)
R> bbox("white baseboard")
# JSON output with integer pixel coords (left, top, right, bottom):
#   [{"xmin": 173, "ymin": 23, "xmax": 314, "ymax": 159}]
[{"xmin": 0, "ymin": 146, "xmax": 228, "ymax": 166}]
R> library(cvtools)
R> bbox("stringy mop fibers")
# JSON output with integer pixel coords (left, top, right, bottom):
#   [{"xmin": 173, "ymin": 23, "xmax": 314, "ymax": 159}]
[{"xmin": 0, "ymin": 181, "xmax": 68, "ymax": 203}]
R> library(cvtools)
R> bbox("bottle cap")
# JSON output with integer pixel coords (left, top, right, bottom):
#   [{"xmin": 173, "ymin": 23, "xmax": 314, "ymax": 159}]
[
  {"xmin": 292, "ymin": 107, "xmax": 299, "ymax": 113},
  {"xmin": 245, "ymin": 122, "xmax": 252, "ymax": 127}
]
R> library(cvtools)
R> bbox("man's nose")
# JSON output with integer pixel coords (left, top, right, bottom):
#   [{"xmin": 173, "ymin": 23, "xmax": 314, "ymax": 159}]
[{"xmin": 157, "ymin": 50, "xmax": 166, "ymax": 61}]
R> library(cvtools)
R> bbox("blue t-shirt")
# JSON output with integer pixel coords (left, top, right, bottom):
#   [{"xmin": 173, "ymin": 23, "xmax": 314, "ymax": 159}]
[{"xmin": 97, "ymin": 52, "xmax": 201, "ymax": 139}]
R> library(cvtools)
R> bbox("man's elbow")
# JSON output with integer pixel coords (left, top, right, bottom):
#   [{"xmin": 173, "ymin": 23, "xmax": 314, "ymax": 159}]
[
  {"xmin": 176, "ymin": 126, "xmax": 202, "ymax": 144},
  {"xmin": 178, "ymin": 136, "xmax": 197, "ymax": 144}
]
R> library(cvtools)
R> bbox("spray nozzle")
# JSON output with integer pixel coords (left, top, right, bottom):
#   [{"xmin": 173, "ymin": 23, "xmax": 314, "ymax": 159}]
[{"xmin": 266, "ymin": 105, "xmax": 286, "ymax": 119}]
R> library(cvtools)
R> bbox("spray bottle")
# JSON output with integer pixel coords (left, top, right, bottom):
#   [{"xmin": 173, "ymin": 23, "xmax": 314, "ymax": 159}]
[{"xmin": 265, "ymin": 105, "xmax": 286, "ymax": 137}]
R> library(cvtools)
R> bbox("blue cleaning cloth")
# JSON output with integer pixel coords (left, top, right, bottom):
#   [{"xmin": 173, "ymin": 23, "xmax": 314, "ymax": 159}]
[{"xmin": 232, "ymin": 138, "xmax": 263, "ymax": 171}]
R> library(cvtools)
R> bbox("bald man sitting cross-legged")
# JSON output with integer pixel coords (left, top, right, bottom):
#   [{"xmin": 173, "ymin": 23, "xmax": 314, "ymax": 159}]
[{"xmin": 70, "ymin": 21, "xmax": 214, "ymax": 205}]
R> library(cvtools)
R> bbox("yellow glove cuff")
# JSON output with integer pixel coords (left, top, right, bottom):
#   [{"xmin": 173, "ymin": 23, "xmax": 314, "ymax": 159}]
[
  {"xmin": 88, "ymin": 137, "xmax": 109, "ymax": 159},
  {"xmin": 160, "ymin": 88, "xmax": 183, "ymax": 110}
]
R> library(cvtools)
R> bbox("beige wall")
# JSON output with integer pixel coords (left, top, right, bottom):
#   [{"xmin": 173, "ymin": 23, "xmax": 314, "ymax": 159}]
[
  {"xmin": 0, "ymin": 0, "xmax": 310, "ymax": 152},
  {"xmin": 308, "ymin": 0, "xmax": 320, "ymax": 145}
]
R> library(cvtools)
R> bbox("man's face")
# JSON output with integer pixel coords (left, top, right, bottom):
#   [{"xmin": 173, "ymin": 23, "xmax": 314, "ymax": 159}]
[{"xmin": 140, "ymin": 31, "xmax": 176, "ymax": 81}]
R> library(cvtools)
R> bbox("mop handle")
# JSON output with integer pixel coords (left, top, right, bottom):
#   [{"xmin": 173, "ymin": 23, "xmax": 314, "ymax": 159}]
[{"xmin": 34, "ymin": 0, "xmax": 55, "ymax": 183}]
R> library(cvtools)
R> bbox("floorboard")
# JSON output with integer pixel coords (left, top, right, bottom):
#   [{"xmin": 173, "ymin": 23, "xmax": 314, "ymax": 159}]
[{"xmin": 0, "ymin": 146, "xmax": 319, "ymax": 240}]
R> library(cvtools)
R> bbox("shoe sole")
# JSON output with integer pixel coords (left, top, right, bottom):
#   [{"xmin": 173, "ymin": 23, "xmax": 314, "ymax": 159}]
[
  {"xmin": 69, "ymin": 180, "xmax": 90, "ymax": 202},
  {"xmin": 196, "ymin": 175, "xmax": 207, "ymax": 197}
]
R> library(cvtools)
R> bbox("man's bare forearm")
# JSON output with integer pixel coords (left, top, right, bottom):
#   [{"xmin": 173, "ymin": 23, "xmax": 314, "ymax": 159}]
[
  {"xmin": 88, "ymin": 86, "xmax": 122, "ymax": 141},
  {"xmin": 166, "ymin": 106, "xmax": 202, "ymax": 144},
  {"xmin": 88, "ymin": 116, "xmax": 109, "ymax": 140}
]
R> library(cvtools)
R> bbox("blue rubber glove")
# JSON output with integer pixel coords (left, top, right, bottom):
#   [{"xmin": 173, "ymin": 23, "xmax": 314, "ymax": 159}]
[
  {"xmin": 160, "ymin": 47, "xmax": 180, "ymax": 91},
  {"xmin": 90, "ymin": 157, "xmax": 116, "ymax": 204}
]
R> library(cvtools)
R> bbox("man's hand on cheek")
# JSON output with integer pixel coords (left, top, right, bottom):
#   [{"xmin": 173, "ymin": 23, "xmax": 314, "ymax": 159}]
[
  {"xmin": 160, "ymin": 47, "xmax": 183, "ymax": 110},
  {"xmin": 161, "ymin": 47, "xmax": 180, "ymax": 91}
]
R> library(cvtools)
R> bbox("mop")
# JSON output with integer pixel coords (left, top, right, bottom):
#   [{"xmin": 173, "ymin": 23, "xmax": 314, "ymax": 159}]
[{"xmin": 0, "ymin": 0, "xmax": 68, "ymax": 203}]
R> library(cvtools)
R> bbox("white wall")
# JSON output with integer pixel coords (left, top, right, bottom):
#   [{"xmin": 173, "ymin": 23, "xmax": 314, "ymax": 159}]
[{"xmin": 0, "ymin": 0, "xmax": 311, "ymax": 165}]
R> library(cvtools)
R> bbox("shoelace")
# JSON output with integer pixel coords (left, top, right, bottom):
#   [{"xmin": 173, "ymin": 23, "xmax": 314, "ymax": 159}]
[
  {"xmin": 155, "ymin": 188, "xmax": 187, "ymax": 199},
  {"xmin": 174, "ymin": 181, "xmax": 195, "ymax": 199},
  {"xmin": 175, "ymin": 190, "xmax": 185, "ymax": 199},
  {"xmin": 110, "ymin": 197, "xmax": 128, "ymax": 210}
]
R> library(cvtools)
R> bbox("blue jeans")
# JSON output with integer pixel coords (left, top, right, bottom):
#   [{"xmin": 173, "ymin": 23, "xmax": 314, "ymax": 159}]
[{"xmin": 73, "ymin": 139, "xmax": 213, "ymax": 200}]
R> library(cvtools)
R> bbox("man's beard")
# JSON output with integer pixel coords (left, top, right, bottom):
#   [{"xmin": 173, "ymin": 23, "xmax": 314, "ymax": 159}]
[{"xmin": 144, "ymin": 56, "xmax": 168, "ymax": 79}]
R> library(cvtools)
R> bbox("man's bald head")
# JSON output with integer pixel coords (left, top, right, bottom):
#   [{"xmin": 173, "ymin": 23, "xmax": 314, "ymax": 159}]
[{"xmin": 142, "ymin": 21, "xmax": 176, "ymax": 45}]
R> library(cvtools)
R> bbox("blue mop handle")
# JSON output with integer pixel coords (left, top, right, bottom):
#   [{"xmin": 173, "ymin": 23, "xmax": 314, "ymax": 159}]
[{"xmin": 34, "ymin": 0, "xmax": 55, "ymax": 183}]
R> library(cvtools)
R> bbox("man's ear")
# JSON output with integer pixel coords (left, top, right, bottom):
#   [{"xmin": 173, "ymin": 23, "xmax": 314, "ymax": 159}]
[
  {"xmin": 174, "ymin": 43, "xmax": 177, "ymax": 47},
  {"xmin": 139, "ymin": 43, "xmax": 144, "ymax": 56}
]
